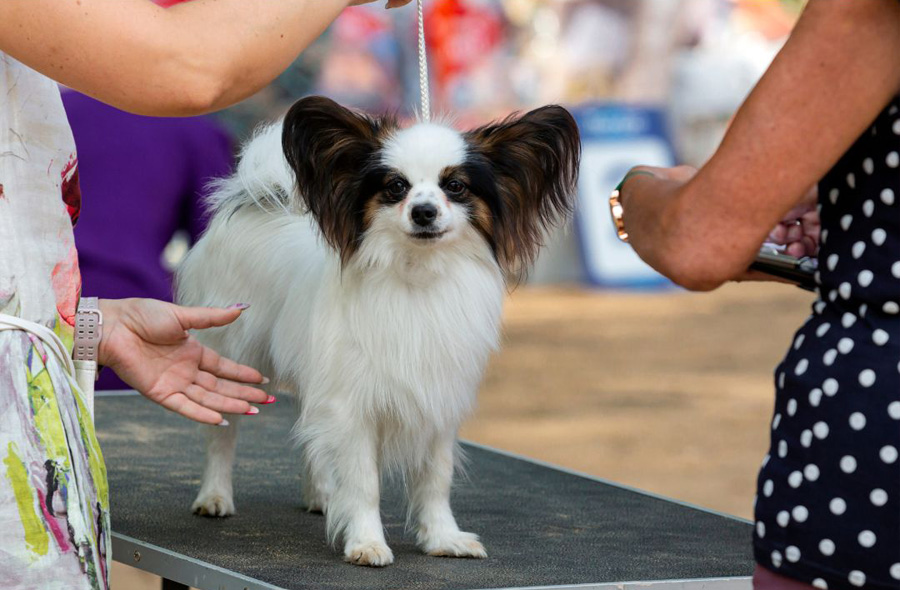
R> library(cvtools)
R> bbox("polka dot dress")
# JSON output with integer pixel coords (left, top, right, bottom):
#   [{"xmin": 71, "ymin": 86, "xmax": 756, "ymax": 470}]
[{"xmin": 754, "ymin": 96, "xmax": 900, "ymax": 590}]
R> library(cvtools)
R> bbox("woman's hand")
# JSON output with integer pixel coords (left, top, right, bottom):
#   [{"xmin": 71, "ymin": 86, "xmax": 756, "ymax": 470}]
[
  {"xmin": 766, "ymin": 185, "xmax": 820, "ymax": 258},
  {"xmin": 732, "ymin": 186, "xmax": 819, "ymax": 285},
  {"xmin": 98, "ymin": 298, "xmax": 270, "ymax": 425}
]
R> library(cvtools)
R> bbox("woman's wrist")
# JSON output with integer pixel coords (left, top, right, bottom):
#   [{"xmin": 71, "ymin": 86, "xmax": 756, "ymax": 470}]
[
  {"xmin": 610, "ymin": 168, "xmax": 658, "ymax": 242},
  {"xmin": 617, "ymin": 169, "xmax": 657, "ymax": 195},
  {"xmin": 615, "ymin": 165, "xmax": 736, "ymax": 291},
  {"xmin": 97, "ymin": 299, "xmax": 123, "ymax": 368}
]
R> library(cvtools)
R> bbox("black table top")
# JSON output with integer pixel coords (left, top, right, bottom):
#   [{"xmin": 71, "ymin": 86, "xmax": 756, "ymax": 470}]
[{"xmin": 96, "ymin": 393, "xmax": 753, "ymax": 590}]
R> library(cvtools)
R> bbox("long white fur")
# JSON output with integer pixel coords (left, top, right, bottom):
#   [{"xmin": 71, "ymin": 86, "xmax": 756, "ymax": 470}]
[{"xmin": 176, "ymin": 123, "xmax": 504, "ymax": 566}]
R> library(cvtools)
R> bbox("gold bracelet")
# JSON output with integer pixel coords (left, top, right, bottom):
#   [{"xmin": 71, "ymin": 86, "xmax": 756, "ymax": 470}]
[{"xmin": 609, "ymin": 170, "xmax": 656, "ymax": 242}]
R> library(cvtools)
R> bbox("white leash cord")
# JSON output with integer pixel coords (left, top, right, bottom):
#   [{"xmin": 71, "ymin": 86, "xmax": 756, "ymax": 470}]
[{"xmin": 416, "ymin": 0, "xmax": 431, "ymax": 122}]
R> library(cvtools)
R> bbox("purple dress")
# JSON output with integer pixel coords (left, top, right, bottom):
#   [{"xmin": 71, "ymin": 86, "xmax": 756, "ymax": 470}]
[{"xmin": 62, "ymin": 91, "xmax": 234, "ymax": 389}]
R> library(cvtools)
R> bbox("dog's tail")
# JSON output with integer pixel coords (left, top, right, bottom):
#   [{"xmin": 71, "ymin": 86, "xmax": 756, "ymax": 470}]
[{"xmin": 204, "ymin": 122, "xmax": 300, "ymax": 218}]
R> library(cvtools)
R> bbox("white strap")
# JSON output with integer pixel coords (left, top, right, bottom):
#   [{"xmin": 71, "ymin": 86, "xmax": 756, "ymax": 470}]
[{"xmin": 0, "ymin": 313, "xmax": 95, "ymax": 422}]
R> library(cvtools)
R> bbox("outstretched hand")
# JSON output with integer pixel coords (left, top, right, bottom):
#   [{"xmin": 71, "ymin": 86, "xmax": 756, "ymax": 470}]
[{"xmin": 97, "ymin": 298, "xmax": 270, "ymax": 425}]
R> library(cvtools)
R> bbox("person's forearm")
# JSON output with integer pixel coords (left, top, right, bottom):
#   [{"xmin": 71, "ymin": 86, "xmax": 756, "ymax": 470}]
[
  {"xmin": 0, "ymin": 0, "xmax": 350, "ymax": 116},
  {"xmin": 619, "ymin": 171, "xmax": 753, "ymax": 291},
  {"xmin": 622, "ymin": 0, "xmax": 900, "ymax": 291},
  {"xmin": 624, "ymin": 168, "xmax": 819, "ymax": 291},
  {"xmin": 161, "ymin": 0, "xmax": 350, "ymax": 115}
]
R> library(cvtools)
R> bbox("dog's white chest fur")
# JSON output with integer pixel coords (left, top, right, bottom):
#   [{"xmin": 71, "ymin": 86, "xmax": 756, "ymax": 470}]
[{"xmin": 282, "ymin": 244, "xmax": 504, "ymax": 433}]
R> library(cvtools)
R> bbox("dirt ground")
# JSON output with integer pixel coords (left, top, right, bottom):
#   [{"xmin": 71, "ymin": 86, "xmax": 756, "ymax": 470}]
[
  {"xmin": 462, "ymin": 281, "xmax": 813, "ymax": 519},
  {"xmin": 113, "ymin": 282, "xmax": 814, "ymax": 588}
]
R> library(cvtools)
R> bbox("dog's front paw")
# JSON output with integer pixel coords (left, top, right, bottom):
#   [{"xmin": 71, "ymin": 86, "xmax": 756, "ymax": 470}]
[
  {"xmin": 344, "ymin": 541, "xmax": 394, "ymax": 567},
  {"xmin": 420, "ymin": 530, "xmax": 487, "ymax": 559},
  {"xmin": 191, "ymin": 492, "xmax": 235, "ymax": 517}
]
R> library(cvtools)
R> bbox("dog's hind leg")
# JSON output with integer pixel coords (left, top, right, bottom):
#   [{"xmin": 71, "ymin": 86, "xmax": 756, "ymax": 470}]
[
  {"xmin": 409, "ymin": 432, "xmax": 486, "ymax": 558},
  {"xmin": 192, "ymin": 417, "xmax": 240, "ymax": 517}
]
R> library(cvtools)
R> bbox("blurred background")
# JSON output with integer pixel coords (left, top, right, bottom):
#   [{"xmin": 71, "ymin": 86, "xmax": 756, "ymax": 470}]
[{"xmin": 68, "ymin": 1, "xmax": 817, "ymax": 586}]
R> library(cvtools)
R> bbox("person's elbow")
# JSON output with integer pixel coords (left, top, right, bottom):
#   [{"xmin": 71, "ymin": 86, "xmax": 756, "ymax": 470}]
[
  {"xmin": 126, "ymin": 50, "xmax": 233, "ymax": 116},
  {"xmin": 179, "ymin": 79, "xmax": 229, "ymax": 116},
  {"xmin": 164, "ymin": 59, "xmax": 231, "ymax": 116}
]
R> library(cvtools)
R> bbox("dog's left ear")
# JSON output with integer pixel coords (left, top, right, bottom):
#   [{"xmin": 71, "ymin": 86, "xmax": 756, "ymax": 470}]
[{"xmin": 464, "ymin": 105, "xmax": 581, "ymax": 281}]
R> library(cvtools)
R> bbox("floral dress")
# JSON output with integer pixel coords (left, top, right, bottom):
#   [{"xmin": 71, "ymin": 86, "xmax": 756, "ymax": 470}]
[
  {"xmin": 754, "ymin": 96, "xmax": 900, "ymax": 589},
  {"xmin": 0, "ymin": 53, "xmax": 110, "ymax": 590}
]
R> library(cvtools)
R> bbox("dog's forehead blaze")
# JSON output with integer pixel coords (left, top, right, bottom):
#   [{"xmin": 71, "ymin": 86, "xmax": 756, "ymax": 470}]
[{"xmin": 381, "ymin": 124, "xmax": 467, "ymax": 181}]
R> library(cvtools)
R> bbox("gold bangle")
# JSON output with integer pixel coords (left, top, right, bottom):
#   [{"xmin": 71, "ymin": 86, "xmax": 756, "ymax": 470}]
[{"xmin": 609, "ymin": 170, "xmax": 656, "ymax": 242}]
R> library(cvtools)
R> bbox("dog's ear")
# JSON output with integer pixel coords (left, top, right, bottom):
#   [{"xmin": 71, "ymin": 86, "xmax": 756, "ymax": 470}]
[
  {"xmin": 282, "ymin": 96, "xmax": 396, "ymax": 263},
  {"xmin": 465, "ymin": 105, "xmax": 581, "ymax": 282}
]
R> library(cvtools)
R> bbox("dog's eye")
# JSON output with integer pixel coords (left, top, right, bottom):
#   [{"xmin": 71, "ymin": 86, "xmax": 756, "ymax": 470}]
[
  {"xmin": 386, "ymin": 180, "xmax": 408, "ymax": 199},
  {"xmin": 444, "ymin": 180, "xmax": 465, "ymax": 196}
]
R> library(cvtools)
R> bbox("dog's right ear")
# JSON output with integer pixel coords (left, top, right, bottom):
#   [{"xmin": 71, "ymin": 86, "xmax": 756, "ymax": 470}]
[{"xmin": 282, "ymin": 96, "xmax": 396, "ymax": 262}]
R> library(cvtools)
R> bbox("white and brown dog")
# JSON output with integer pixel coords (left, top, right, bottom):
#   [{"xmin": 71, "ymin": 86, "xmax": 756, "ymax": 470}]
[{"xmin": 176, "ymin": 96, "xmax": 580, "ymax": 566}]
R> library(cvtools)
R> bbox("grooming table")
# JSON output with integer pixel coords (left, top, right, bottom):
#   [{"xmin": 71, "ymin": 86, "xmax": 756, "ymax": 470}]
[{"xmin": 96, "ymin": 392, "xmax": 754, "ymax": 590}]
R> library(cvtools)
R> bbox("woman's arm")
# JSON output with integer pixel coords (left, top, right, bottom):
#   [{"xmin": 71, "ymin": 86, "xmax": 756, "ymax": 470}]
[
  {"xmin": 0, "ymin": 0, "xmax": 406, "ymax": 116},
  {"xmin": 621, "ymin": 0, "xmax": 900, "ymax": 291}
]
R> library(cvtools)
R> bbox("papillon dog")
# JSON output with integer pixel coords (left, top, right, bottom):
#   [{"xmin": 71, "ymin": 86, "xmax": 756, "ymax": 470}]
[{"xmin": 176, "ymin": 96, "xmax": 580, "ymax": 566}]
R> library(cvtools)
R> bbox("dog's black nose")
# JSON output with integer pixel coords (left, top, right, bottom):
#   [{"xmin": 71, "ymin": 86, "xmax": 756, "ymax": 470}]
[{"xmin": 411, "ymin": 203, "xmax": 438, "ymax": 227}]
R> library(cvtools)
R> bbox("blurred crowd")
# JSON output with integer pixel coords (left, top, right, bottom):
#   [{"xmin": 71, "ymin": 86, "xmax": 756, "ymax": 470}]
[{"xmin": 216, "ymin": 0, "xmax": 802, "ymax": 164}]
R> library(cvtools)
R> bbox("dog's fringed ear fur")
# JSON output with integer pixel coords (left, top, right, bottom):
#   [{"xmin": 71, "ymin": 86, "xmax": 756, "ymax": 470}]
[
  {"xmin": 282, "ymin": 96, "xmax": 397, "ymax": 263},
  {"xmin": 464, "ymin": 106, "xmax": 581, "ymax": 282}
]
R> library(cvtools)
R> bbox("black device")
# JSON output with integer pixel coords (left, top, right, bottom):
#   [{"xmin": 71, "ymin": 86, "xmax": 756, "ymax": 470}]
[{"xmin": 750, "ymin": 248, "xmax": 818, "ymax": 291}]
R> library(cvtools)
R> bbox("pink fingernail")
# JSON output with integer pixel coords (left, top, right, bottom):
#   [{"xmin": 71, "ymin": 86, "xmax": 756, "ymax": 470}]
[
  {"xmin": 218, "ymin": 419, "xmax": 230, "ymax": 427},
  {"xmin": 261, "ymin": 377, "xmax": 271, "ymax": 384},
  {"xmin": 261, "ymin": 395, "xmax": 277, "ymax": 405},
  {"xmin": 227, "ymin": 303, "xmax": 251, "ymax": 310},
  {"xmin": 244, "ymin": 407, "xmax": 260, "ymax": 415}
]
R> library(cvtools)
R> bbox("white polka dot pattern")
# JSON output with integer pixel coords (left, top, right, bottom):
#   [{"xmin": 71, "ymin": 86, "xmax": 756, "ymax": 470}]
[
  {"xmin": 840, "ymin": 455, "xmax": 857, "ymax": 474},
  {"xmin": 809, "ymin": 388, "xmax": 822, "ymax": 407},
  {"xmin": 857, "ymin": 530, "xmax": 876, "ymax": 548},
  {"xmin": 804, "ymin": 464, "xmax": 820, "ymax": 481},
  {"xmin": 755, "ymin": 95, "xmax": 899, "ymax": 589},
  {"xmin": 869, "ymin": 489, "xmax": 887, "ymax": 507},
  {"xmin": 830, "ymin": 498, "xmax": 847, "ymax": 515}
]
